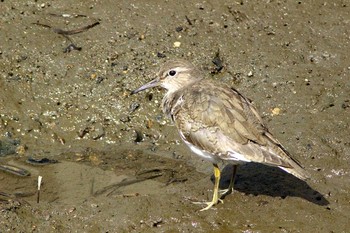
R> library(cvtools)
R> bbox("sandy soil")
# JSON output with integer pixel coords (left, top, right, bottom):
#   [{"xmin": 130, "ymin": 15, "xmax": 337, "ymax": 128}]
[{"xmin": 0, "ymin": 0, "xmax": 349, "ymax": 232}]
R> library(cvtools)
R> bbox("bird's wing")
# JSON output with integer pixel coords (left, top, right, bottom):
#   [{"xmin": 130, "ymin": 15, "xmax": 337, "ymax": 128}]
[
  {"xmin": 172, "ymin": 81, "xmax": 308, "ymax": 178},
  {"xmin": 172, "ymin": 81, "xmax": 266, "ymax": 150}
]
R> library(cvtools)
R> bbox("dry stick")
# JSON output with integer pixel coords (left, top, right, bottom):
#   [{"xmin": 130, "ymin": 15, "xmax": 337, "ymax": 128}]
[
  {"xmin": 185, "ymin": 15, "xmax": 193, "ymax": 25},
  {"xmin": 47, "ymin": 13, "xmax": 87, "ymax": 18},
  {"xmin": 53, "ymin": 22, "xmax": 100, "ymax": 35},
  {"xmin": 37, "ymin": 176, "xmax": 42, "ymax": 203},
  {"xmin": 32, "ymin": 22, "xmax": 100, "ymax": 36},
  {"xmin": 32, "ymin": 22, "xmax": 100, "ymax": 52}
]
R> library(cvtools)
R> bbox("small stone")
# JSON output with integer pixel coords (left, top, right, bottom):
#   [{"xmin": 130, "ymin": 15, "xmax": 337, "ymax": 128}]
[
  {"xmin": 91, "ymin": 203, "xmax": 99, "ymax": 208},
  {"xmin": 91, "ymin": 125, "xmax": 105, "ymax": 140},
  {"xmin": 157, "ymin": 52, "xmax": 166, "ymax": 58},
  {"xmin": 175, "ymin": 26, "xmax": 183, "ymax": 32},
  {"xmin": 173, "ymin": 41, "xmax": 181, "ymax": 47},
  {"xmin": 271, "ymin": 107, "xmax": 281, "ymax": 116},
  {"xmin": 90, "ymin": 73, "xmax": 97, "ymax": 79},
  {"xmin": 120, "ymin": 115, "xmax": 130, "ymax": 123},
  {"xmin": 96, "ymin": 76, "xmax": 105, "ymax": 84},
  {"xmin": 89, "ymin": 154, "xmax": 102, "ymax": 166},
  {"xmin": 16, "ymin": 145, "xmax": 26, "ymax": 155},
  {"xmin": 130, "ymin": 102, "xmax": 140, "ymax": 112}
]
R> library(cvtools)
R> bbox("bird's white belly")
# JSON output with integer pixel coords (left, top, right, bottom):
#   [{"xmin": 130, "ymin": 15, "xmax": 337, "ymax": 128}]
[
  {"xmin": 227, "ymin": 150, "xmax": 251, "ymax": 163},
  {"xmin": 183, "ymin": 140, "xmax": 250, "ymax": 165},
  {"xmin": 179, "ymin": 131, "xmax": 250, "ymax": 164},
  {"xmin": 183, "ymin": 140, "xmax": 218, "ymax": 163}
]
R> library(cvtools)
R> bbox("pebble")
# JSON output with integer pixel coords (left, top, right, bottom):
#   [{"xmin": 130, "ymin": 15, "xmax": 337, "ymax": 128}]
[
  {"xmin": 271, "ymin": 107, "xmax": 281, "ymax": 116},
  {"xmin": 130, "ymin": 102, "xmax": 140, "ymax": 112},
  {"xmin": 27, "ymin": 157, "xmax": 58, "ymax": 165},
  {"xmin": 91, "ymin": 203, "xmax": 99, "ymax": 208},
  {"xmin": 173, "ymin": 41, "xmax": 181, "ymax": 48}
]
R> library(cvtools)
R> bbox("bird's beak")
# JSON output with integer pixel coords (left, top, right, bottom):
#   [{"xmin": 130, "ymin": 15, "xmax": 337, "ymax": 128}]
[{"xmin": 131, "ymin": 78, "xmax": 160, "ymax": 95}]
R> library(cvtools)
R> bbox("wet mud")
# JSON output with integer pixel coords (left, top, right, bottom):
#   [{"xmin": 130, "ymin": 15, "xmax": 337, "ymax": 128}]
[{"xmin": 0, "ymin": 1, "xmax": 349, "ymax": 232}]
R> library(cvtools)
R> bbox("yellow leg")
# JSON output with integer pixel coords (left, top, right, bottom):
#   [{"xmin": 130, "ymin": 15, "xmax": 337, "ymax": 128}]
[
  {"xmin": 220, "ymin": 164, "xmax": 238, "ymax": 196},
  {"xmin": 193, "ymin": 163, "xmax": 223, "ymax": 211}
]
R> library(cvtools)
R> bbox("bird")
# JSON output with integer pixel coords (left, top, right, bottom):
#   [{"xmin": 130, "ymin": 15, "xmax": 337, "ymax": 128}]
[{"xmin": 131, "ymin": 59, "xmax": 309, "ymax": 211}]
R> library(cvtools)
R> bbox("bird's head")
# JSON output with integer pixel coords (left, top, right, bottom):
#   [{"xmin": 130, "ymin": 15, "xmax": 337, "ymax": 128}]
[{"xmin": 131, "ymin": 59, "xmax": 202, "ymax": 95}]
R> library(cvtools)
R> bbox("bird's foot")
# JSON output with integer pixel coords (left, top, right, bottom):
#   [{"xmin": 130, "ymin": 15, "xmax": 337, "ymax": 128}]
[
  {"xmin": 219, "ymin": 187, "xmax": 234, "ymax": 197},
  {"xmin": 192, "ymin": 198, "xmax": 223, "ymax": 211}
]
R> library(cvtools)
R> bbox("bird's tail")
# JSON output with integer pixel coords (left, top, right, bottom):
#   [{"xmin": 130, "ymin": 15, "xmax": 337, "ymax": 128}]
[{"xmin": 263, "ymin": 132, "xmax": 310, "ymax": 181}]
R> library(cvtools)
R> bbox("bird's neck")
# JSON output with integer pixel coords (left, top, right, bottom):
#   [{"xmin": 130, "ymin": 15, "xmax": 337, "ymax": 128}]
[{"xmin": 162, "ymin": 89, "xmax": 185, "ymax": 121}]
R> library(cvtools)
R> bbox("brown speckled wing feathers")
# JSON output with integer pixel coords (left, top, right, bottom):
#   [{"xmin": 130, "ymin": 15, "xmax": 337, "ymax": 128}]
[{"xmin": 170, "ymin": 80, "xmax": 308, "ymax": 179}]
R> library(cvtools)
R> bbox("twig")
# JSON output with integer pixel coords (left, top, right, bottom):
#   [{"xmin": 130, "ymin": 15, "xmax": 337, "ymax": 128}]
[
  {"xmin": 37, "ymin": 176, "xmax": 42, "ymax": 203},
  {"xmin": 33, "ymin": 21, "xmax": 100, "ymax": 36},
  {"xmin": 32, "ymin": 21, "xmax": 100, "ymax": 52}
]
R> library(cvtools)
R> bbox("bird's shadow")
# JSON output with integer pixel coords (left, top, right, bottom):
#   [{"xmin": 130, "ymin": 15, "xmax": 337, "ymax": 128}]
[{"xmin": 214, "ymin": 163, "xmax": 329, "ymax": 206}]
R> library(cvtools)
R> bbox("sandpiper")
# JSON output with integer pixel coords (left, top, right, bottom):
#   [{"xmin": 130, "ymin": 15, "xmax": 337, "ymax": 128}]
[{"xmin": 131, "ymin": 59, "xmax": 309, "ymax": 211}]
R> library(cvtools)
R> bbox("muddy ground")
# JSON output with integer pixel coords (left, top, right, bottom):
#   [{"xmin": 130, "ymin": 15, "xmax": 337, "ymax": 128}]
[{"xmin": 0, "ymin": 0, "xmax": 349, "ymax": 232}]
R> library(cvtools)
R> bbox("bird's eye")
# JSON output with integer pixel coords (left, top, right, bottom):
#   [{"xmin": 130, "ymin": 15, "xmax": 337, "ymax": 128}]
[{"xmin": 168, "ymin": 70, "xmax": 177, "ymax": 76}]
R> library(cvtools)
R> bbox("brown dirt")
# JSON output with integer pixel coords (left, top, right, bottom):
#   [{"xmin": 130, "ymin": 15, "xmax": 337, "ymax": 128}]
[{"xmin": 0, "ymin": 1, "xmax": 349, "ymax": 232}]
